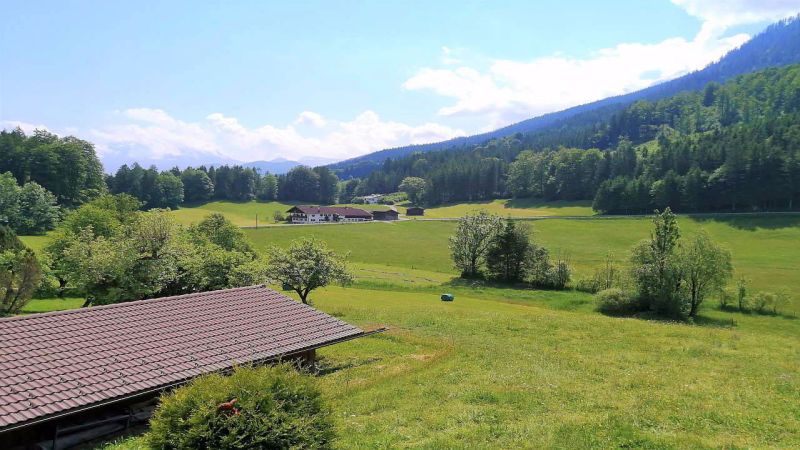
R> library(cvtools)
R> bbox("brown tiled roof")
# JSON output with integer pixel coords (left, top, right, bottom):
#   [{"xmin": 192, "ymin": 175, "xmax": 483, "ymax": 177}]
[
  {"xmin": 0, "ymin": 286, "xmax": 364, "ymax": 431},
  {"xmin": 287, "ymin": 206, "xmax": 373, "ymax": 217}
]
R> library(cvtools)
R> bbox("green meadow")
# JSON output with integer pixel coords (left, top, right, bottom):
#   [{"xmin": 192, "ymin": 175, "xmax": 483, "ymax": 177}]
[
  {"xmin": 244, "ymin": 214, "xmax": 800, "ymax": 302},
  {"xmin": 17, "ymin": 204, "xmax": 800, "ymax": 448},
  {"xmin": 162, "ymin": 198, "xmax": 595, "ymax": 227}
]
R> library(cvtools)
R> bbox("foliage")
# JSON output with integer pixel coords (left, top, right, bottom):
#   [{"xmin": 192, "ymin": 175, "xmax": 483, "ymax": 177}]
[
  {"xmin": 630, "ymin": 208, "xmax": 685, "ymax": 317},
  {"xmin": 737, "ymin": 277, "xmax": 750, "ymax": 311},
  {"xmin": 0, "ymin": 227, "xmax": 42, "ymax": 315},
  {"xmin": 264, "ymin": 238, "xmax": 353, "ymax": 304},
  {"xmin": 107, "ymin": 164, "xmax": 184, "ymax": 209},
  {"xmin": 192, "ymin": 213, "xmax": 253, "ymax": 253},
  {"xmin": 529, "ymin": 250, "xmax": 571, "ymax": 290},
  {"xmin": 146, "ymin": 365, "xmax": 334, "ymax": 449},
  {"xmin": 0, "ymin": 129, "xmax": 106, "ymax": 207},
  {"xmin": 750, "ymin": 290, "xmax": 792, "ymax": 315},
  {"xmin": 678, "ymin": 231, "xmax": 733, "ymax": 317},
  {"xmin": 485, "ymin": 220, "xmax": 533, "ymax": 282},
  {"xmin": 181, "ymin": 169, "xmax": 215, "ymax": 203},
  {"xmin": 0, "ymin": 172, "xmax": 60, "ymax": 234},
  {"xmin": 53, "ymin": 207, "xmax": 259, "ymax": 305},
  {"xmin": 448, "ymin": 211, "xmax": 503, "ymax": 278},
  {"xmin": 594, "ymin": 288, "xmax": 639, "ymax": 315},
  {"xmin": 398, "ymin": 177, "xmax": 426, "ymax": 205}
]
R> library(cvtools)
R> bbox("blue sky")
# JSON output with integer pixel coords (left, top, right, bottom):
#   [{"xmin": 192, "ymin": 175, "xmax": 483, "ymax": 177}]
[{"xmin": 2, "ymin": 0, "xmax": 799, "ymax": 169}]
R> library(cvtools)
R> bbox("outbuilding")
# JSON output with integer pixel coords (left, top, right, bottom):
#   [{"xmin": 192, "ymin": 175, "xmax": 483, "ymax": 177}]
[
  {"xmin": 0, "ymin": 285, "xmax": 383, "ymax": 448},
  {"xmin": 406, "ymin": 206, "xmax": 425, "ymax": 216},
  {"xmin": 372, "ymin": 209, "xmax": 399, "ymax": 221}
]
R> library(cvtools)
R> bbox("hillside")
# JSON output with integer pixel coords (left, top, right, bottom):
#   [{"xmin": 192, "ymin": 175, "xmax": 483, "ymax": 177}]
[
  {"xmin": 330, "ymin": 16, "xmax": 800, "ymax": 179},
  {"xmin": 350, "ymin": 63, "xmax": 800, "ymax": 213}
]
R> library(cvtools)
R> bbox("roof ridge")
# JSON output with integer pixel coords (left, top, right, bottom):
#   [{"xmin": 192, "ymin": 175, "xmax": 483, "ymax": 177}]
[{"xmin": 0, "ymin": 285, "xmax": 267, "ymax": 324}]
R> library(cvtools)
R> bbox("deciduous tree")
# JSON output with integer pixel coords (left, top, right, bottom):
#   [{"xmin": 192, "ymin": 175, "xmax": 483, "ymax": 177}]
[{"xmin": 264, "ymin": 238, "xmax": 353, "ymax": 304}]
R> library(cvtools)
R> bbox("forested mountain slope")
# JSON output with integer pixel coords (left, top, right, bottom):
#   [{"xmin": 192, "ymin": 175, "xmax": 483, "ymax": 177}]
[
  {"xmin": 330, "ymin": 16, "xmax": 800, "ymax": 179},
  {"xmin": 353, "ymin": 64, "xmax": 800, "ymax": 213}
]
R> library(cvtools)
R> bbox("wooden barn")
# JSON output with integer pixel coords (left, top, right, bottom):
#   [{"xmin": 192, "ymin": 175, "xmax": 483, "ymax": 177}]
[
  {"xmin": 0, "ymin": 286, "xmax": 382, "ymax": 449},
  {"xmin": 372, "ymin": 209, "xmax": 399, "ymax": 221},
  {"xmin": 406, "ymin": 207, "xmax": 425, "ymax": 216}
]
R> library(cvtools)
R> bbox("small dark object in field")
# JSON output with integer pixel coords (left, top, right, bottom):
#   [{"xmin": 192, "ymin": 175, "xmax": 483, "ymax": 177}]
[{"xmin": 441, "ymin": 293, "xmax": 454, "ymax": 302}]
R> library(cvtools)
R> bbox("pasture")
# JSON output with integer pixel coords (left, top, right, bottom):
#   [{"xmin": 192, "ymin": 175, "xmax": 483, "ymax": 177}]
[
  {"xmin": 244, "ymin": 214, "xmax": 800, "ymax": 303},
  {"xmin": 163, "ymin": 198, "xmax": 595, "ymax": 227},
  {"xmin": 16, "ymin": 204, "xmax": 800, "ymax": 448}
]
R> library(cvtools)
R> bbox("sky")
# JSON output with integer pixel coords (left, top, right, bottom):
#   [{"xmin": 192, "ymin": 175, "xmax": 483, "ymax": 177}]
[{"xmin": 2, "ymin": 0, "xmax": 800, "ymax": 170}]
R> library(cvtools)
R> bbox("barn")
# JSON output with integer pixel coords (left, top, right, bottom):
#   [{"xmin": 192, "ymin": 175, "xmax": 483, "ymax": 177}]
[
  {"xmin": 406, "ymin": 207, "xmax": 425, "ymax": 216},
  {"xmin": 372, "ymin": 209, "xmax": 399, "ymax": 221},
  {"xmin": 0, "ymin": 286, "xmax": 382, "ymax": 448}
]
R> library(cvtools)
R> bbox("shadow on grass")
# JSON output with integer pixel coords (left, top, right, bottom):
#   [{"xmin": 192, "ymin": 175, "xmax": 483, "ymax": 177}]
[
  {"xmin": 688, "ymin": 213, "xmax": 800, "ymax": 230},
  {"xmin": 315, "ymin": 357, "xmax": 382, "ymax": 376},
  {"xmin": 504, "ymin": 198, "xmax": 593, "ymax": 210},
  {"xmin": 596, "ymin": 309, "xmax": 740, "ymax": 328},
  {"xmin": 717, "ymin": 304, "xmax": 797, "ymax": 320}
]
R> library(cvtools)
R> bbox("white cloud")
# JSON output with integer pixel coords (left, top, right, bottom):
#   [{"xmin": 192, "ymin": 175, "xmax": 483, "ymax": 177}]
[
  {"xmin": 404, "ymin": 1, "xmax": 800, "ymax": 127},
  {"xmin": 0, "ymin": 120, "xmax": 49, "ymax": 135},
  {"xmin": 292, "ymin": 111, "xmax": 327, "ymax": 127},
  {"xmin": 87, "ymin": 108, "xmax": 464, "ymax": 162},
  {"xmin": 671, "ymin": 0, "xmax": 800, "ymax": 27}
]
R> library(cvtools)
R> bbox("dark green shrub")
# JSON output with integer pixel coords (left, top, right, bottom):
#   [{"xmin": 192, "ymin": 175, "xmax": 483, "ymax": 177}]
[
  {"xmin": 594, "ymin": 288, "xmax": 639, "ymax": 315},
  {"xmin": 146, "ymin": 365, "xmax": 334, "ymax": 449}
]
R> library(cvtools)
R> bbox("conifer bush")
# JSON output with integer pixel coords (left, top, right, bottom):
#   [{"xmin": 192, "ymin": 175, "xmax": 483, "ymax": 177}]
[{"xmin": 146, "ymin": 365, "xmax": 334, "ymax": 449}]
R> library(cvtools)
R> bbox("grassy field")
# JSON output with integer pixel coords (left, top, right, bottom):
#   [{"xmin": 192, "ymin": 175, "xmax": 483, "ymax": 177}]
[
  {"xmin": 168, "ymin": 201, "xmax": 300, "ymax": 226},
  {"xmin": 14, "ymin": 204, "xmax": 800, "ymax": 448},
  {"xmin": 417, "ymin": 198, "xmax": 595, "ymax": 218},
  {"xmin": 164, "ymin": 198, "xmax": 595, "ymax": 226},
  {"xmin": 244, "ymin": 214, "xmax": 800, "ymax": 303}
]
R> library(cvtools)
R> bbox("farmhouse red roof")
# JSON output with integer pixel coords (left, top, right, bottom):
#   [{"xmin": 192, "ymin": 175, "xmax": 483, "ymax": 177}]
[
  {"xmin": 0, "ymin": 286, "xmax": 365, "ymax": 431},
  {"xmin": 287, "ymin": 206, "xmax": 373, "ymax": 217}
]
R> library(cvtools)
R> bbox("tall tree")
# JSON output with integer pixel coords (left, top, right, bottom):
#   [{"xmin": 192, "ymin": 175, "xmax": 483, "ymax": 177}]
[{"xmin": 449, "ymin": 211, "xmax": 503, "ymax": 278}]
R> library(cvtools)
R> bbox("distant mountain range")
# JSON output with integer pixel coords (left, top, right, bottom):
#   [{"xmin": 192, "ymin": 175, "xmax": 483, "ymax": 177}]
[
  {"xmin": 243, "ymin": 157, "xmax": 336, "ymax": 174},
  {"xmin": 329, "ymin": 15, "xmax": 800, "ymax": 179}
]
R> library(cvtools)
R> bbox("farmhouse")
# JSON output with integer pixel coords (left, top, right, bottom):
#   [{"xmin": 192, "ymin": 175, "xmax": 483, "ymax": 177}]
[
  {"xmin": 406, "ymin": 206, "xmax": 425, "ymax": 216},
  {"xmin": 0, "ymin": 286, "xmax": 380, "ymax": 448},
  {"xmin": 372, "ymin": 209, "xmax": 399, "ymax": 221},
  {"xmin": 286, "ymin": 206, "xmax": 373, "ymax": 223}
]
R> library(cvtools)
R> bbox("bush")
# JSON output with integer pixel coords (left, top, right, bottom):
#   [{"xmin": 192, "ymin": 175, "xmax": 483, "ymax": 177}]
[
  {"xmin": 146, "ymin": 365, "xmax": 334, "ymax": 449},
  {"xmin": 594, "ymin": 288, "xmax": 639, "ymax": 315},
  {"xmin": 575, "ymin": 277, "xmax": 601, "ymax": 293},
  {"xmin": 272, "ymin": 211, "xmax": 286, "ymax": 223},
  {"xmin": 719, "ymin": 288, "xmax": 735, "ymax": 309}
]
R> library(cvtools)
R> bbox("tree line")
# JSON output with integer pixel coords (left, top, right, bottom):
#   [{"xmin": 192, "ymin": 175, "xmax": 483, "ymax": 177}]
[{"xmin": 106, "ymin": 163, "xmax": 343, "ymax": 208}]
